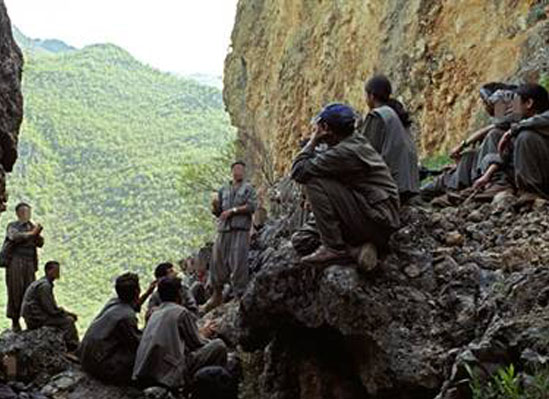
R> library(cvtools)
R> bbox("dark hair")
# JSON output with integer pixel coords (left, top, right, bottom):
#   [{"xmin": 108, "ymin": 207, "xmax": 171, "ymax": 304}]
[
  {"xmin": 115, "ymin": 272, "xmax": 140, "ymax": 303},
  {"xmin": 158, "ymin": 276, "xmax": 181, "ymax": 303},
  {"xmin": 192, "ymin": 366, "xmax": 238, "ymax": 399},
  {"xmin": 15, "ymin": 202, "xmax": 31, "ymax": 212},
  {"xmin": 44, "ymin": 261, "xmax": 60, "ymax": 274},
  {"xmin": 154, "ymin": 262, "xmax": 174, "ymax": 279},
  {"xmin": 365, "ymin": 75, "xmax": 412, "ymax": 127},
  {"xmin": 316, "ymin": 103, "xmax": 357, "ymax": 137},
  {"xmin": 231, "ymin": 161, "xmax": 246, "ymax": 169},
  {"xmin": 365, "ymin": 75, "xmax": 392, "ymax": 102},
  {"xmin": 515, "ymin": 84, "xmax": 549, "ymax": 114}
]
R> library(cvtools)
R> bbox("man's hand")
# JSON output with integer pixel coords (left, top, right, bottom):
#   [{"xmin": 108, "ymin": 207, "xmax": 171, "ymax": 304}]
[
  {"xmin": 199, "ymin": 319, "xmax": 218, "ymax": 338},
  {"xmin": 472, "ymin": 174, "xmax": 491, "ymax": 191},
  {"xmin": 146, "ymin": 280, "xmax": 157, "ymax": 295},
  {"xmin": 220, "ymin": 210, "xmax": 233, "ymax": 221},
  {"xmin": 32, "ymin": 224, "xmax": 43, "ymax": 235},
  {"xmin": 498, "ymin": 130, "xmax": 512, "ymax": 154},
  {"xmin": 310, "ymin": 123, "xmax": 330, "ymax": 146}
]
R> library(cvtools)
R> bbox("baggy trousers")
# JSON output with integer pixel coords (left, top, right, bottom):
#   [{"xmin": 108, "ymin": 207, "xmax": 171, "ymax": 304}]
[
  {"xmin": 211, "ymin": 230, "xmax": 250, "ymax": 296},
  {"xmin": 301, "ymin": 178, "xmax": 399, "ymax": 252}
]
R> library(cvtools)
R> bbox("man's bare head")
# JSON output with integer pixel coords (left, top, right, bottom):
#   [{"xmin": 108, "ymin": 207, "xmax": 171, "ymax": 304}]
[
  {"xmin": 231, "ymin": 161, "xmax": 246, "ymax": 183},
  {"xmin": 15, "ymin": 202, "xmax": 31, "ymax": 222}
]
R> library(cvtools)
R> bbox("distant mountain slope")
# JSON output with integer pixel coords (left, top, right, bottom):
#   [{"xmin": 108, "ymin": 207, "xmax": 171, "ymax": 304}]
[
  {"xmin": 13, "ymin": 26, "xmax": 75, "ymax": 54},
  {"xmin": 0, "ymin": 29, "xmax": 234, "ymax": 330}
]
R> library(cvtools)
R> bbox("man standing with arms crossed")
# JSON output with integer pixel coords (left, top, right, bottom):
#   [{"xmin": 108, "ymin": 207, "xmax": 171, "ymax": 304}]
[{"xmin": 4, "ymin": 203, "xmax": 44, "ymax": 332}]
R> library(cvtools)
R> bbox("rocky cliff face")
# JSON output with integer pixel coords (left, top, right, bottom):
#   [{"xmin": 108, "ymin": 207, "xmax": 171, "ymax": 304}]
[
  {"xmin": 0, "ymin": 0, "xmax": 22, "ymax": 212},
  {"xmin": 224, "ymin": 0, "xmax": 549, "ymax": 177}
]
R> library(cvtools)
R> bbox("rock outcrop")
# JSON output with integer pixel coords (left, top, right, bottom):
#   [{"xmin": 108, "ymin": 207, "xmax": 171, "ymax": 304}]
[
  {"xmin": 224, "ymin": 0, "xmax": 549, "ymax": 178},
  {"xmin": 0, "ymin": 0, "xmax": 22, "ymax": 212},
  {"xmin": 0, "ymin": 328, "xmax": 150, "ymax": 399},
  {"xmin": 235, "ymin": 180, "xmax": 549, "ymax": 398}
]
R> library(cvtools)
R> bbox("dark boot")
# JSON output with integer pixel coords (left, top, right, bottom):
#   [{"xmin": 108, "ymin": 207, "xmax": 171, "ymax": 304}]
[
  {"xmin": 301, "ymin": 246, "xmax": 351, "ymax": 265},
  {"xmin": 11, "ymin": 319, "xmax": 21, "ymax": 333}
]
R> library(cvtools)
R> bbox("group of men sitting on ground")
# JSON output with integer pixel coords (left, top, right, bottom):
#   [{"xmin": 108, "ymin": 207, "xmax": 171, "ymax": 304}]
[
  {"xmin": 19, "ymin": 260, "xmax": 234, "ymax": 397},
  {"xmin": 290, "ymin": 75, "xmax": 549, "ymax": 270},
  {"xmin": 2, "ymin": 158, "xmax": 259, "ymax": 396}
]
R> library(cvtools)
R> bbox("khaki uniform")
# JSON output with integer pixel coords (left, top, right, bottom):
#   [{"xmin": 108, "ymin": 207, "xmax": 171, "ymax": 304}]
[
  {"xmin": 79, "ymin": 298, "xmax": 141, "ymax": 385},
  {"xmin": 291, "ymin": 133, "xmax": 400, "ymax": 251},
  {"xmin": 211, "ymin": 181, "xmax": 257, "ymax": 296},
  {"xmin": 5, "ymin": 221, "xmax": 43, "ymax": 320},
  {"xmin": 510, "ymin": 111, "xmax": 549, "ymax": 198},
  {"xmin": 360, "ymin": 105, "xmax": 420, "ymax": 202},
  {"xmin": 21, "ymin": 276, "xmax": 79, "ymax": 350},
  {"xmin": 133, "ymin": 302, "xmax": 227, "ymax": 389}
]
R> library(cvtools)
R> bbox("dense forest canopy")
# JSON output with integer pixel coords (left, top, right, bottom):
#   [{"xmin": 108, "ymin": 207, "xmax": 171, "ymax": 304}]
[{"xmin": 0, "ymin": 28, "xmax": 235, "ymax": 330}]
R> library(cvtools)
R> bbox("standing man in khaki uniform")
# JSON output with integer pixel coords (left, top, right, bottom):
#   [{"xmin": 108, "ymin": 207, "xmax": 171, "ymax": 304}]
[
  {"xmin": 202, "ymin": 161, "xmax": 257, "ymax": 313},
  {"xmin": 4, "ymin": 203, "xmax": 44, "ymax": 332}
]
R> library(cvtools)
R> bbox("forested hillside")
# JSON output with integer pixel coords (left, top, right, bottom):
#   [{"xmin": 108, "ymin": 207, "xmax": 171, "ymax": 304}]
[{"xmin": 0, "ymin": 29, "xmax": 235, "ymax": 330}]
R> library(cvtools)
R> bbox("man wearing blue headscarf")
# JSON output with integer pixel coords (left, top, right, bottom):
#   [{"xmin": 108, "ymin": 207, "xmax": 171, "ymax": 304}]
[{"xmin": 291, "ymin": 103, "xmax": 400, "ymax": 270}]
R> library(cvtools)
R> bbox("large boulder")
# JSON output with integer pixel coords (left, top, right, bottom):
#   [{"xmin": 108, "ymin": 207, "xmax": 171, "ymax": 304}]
[
  {"xmin": 237, "ymin": 188, "xmax": 549, "ymax": 399},
  {"xmin": 0, "ymin": 328, "xmax": 69, "ymax": 386}
]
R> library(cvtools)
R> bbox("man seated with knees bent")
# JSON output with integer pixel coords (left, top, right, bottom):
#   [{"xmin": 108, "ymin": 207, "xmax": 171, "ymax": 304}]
[{"xmin": 291, "ymin": 103, "xmax": 400, "ymax": 271}]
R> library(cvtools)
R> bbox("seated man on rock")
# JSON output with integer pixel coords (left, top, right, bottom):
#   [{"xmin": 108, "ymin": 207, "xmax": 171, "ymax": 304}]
[
  {"xmin": 21, "ymin": 260, "xmax": 79, "ymax": 352},
  {"xmin": 290, "ymin": 103, "xmax": 400, "ymax": 270},
  {"xmin": 475, "ymin": 83, "xmax": 549, "ymax": 200},
  {"xmin": 79, "ymin": 272, "xmax": 143, "ymax": 385},
  {"xmin": 146, "ymin": 262, "xmax": 198, "ymax": 321},
  {"xmin": 421, "ymin": 82, "xmax": 517, "ymax": 203},
  {"xmin": 133, "ymin": 276, "xmax": 227, "ymax": 391}
]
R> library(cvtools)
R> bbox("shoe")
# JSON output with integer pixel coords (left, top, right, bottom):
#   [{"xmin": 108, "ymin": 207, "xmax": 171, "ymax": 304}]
[
  {"xmin": 516, "ymin": 191, "xmax": 540, "ymax": 205},
  {"xmin": 474, "ymin": 184, "xmax": 513, "ymax": 202},
  {"xmin": 63, "ymin": 352, "xmax": 80, "ymax": 363},
  {"xmin": 301, "ymin": 246, "xmax": 350, "ymax": 265},
  {"xmin": 356, "ymin": 242, "xmax": 378, "ymax": 273},
  {"xmin": 431, "ymin": 194, "xmax": 454, "ymax": 208}
]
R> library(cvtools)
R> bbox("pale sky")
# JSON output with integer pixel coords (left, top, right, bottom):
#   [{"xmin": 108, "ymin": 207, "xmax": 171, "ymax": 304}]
[{"xmin": 4, "ymin": 0, "xmax": 239, "ymax": 76}]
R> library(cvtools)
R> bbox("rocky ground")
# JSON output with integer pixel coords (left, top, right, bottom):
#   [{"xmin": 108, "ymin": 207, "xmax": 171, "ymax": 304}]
[
  {"xmin": 2, "ymin": 181, "xmax": 549, "ymax": 399},
  {"xmin": 234, "ymin": 180, "xmax": 549, "ymax": 399}
]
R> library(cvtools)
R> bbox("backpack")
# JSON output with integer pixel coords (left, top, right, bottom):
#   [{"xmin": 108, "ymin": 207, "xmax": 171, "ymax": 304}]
[{"xmin": 0, "ymin": 236, "xmax": 14, "ymax": 268}]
